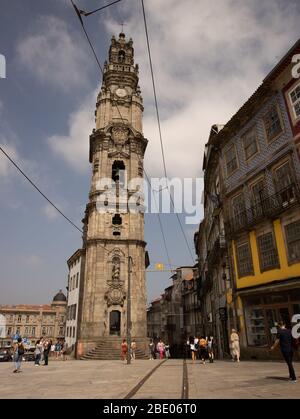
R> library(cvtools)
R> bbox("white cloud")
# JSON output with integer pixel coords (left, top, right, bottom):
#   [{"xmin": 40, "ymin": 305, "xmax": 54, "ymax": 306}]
[
  {"xmin": 47, "ymin": 0, "xmax": 300, "ymax": 180},
  {"xmin": 43, "ymin": 204, "xmax": 59, "ymax": 220},
  {"xmin": 47, "ymin": 90, "xmax": 97, "ymax": 172},
  {"xmin": 17, "ymin": 15, "xmax": 91, "ymax": 90}
]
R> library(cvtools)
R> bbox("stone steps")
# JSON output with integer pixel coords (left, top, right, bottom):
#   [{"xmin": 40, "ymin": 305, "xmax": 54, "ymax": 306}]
[{"xmin": 80, "ymin": 338, "xmax": 149, "ymax": 360}]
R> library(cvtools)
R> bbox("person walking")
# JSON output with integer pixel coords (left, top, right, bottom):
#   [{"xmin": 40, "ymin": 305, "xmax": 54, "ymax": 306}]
[
  {"xmin": 50, "ymin": 342, "xmax": 55, "ymax": 358},
  {"xmin": 121, "ymin": 339, "xmax": 128, "ymax": 362},
  {"xmin": 165, "ymin": 343, "xmax": 170, "ymax": 359},
  {"xmin": 43, "ymin": 340, "xmax": 52, "ymax": 366},
  {"xmin": 230, "ymin": 329, "xmax": 240, "ymax": 362},
  {"xmin": 55, "ymin": 341, "xmax": 61, "ymax": 359},
  {"xmin": 199, "ymin": 336, "xmax": 207, "ymax": 364},
  {"xmin": 131, "ymin": 340, "xmax": 137, "ymax": 360},
  {"xmin": 271, "ymin": 321, "xmax": 297, "ymax": 383},
  {"xmin": 13, "ymin": 337, "xmax": 24, "ymax": 373},
  {"xmin": 207, "ymin": 336, "xmax": 215, "ymax": 363},
  {"xmin": 157, "ymin": 339, "xmax": 165, "ymax": 359},
  {"xmin": 61, "ymin": 340, "xmax": 68, "ymax": 361},
  {"xmin": 149, "ymin": 339, "xmax": 155, "ymax": 360},
  {"xmin": 34, "ymin": 340, "xmax": 43, "ymax": 366},
  {"xmin": 188, "ymin": 336, "xmax": 197, "ymax": 364}
]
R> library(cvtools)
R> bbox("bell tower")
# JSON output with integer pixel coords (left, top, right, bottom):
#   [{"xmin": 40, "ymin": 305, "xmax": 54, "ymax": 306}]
[{"xmin": 77, "ymin": 33, "xmax": 148, "ymax": 356}]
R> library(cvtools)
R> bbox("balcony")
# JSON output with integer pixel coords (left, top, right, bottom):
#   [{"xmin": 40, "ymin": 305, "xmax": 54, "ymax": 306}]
[{"xmin": 227, "ymin": 184, "xmax": 299, "ymax": 237}]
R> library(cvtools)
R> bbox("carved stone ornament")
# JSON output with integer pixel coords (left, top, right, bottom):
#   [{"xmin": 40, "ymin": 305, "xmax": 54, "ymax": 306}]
[
  {"xmin": 112, "ymin": 127, "xmax": 128, "ymax": 146},
  {"xmin": 105, "ymin": 288, "xmax": 126, "ymax": 307}
]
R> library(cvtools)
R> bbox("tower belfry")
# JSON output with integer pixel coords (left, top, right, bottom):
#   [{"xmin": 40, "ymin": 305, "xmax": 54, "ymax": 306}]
[{"xmin": 77, "ymin": 33, "xmax": 148, "ymax": 356}]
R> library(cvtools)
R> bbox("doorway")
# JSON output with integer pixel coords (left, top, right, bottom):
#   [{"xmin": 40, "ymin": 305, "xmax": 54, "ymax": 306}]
[{"xmin": 110, "ymin": 310, "xmax": 121, "ymax": 336}]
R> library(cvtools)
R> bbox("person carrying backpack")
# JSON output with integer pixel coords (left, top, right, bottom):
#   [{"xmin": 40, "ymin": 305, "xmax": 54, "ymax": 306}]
[
  {"xmin": 199, "ymin": 336, "xmax": 207, "ymax": 364},
  {"xmin": 13, "ymin": 337, "xmax": 24, "ymax": 373}
]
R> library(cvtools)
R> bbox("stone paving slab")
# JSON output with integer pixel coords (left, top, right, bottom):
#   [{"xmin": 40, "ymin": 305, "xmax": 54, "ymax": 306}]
[
  {"xmin": 131, "ymin": 360, "xmax": 183, "ymax": 399},
  {"xmin": 0, "ymin": 359, "xmax": 299, "ymax": 399},
  {"xmin": 0, "ymin": 359, "xmax": 160, "ymax": 399},
  {"xmin": 188, "ymin": 360, "xmax": 300, "ymax": 399}
]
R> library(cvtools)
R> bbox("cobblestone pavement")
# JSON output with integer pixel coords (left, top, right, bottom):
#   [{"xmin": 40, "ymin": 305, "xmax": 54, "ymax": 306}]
[{"xmin": 0, "ymin": 359, "xmax": 299, "ymax": 399}]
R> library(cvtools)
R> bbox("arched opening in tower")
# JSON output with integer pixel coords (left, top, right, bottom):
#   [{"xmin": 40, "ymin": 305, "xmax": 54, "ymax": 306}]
[
  {"xmin": 112, "ymin": 160, "xmax": 125, "ymax": 185},
  {"xmin": 112, "ymin": 214, "xmax": 122, "ymax": 225},
  {"xmin": 118, "ymin": 50, "xmax": 125, "ymax": 63}
]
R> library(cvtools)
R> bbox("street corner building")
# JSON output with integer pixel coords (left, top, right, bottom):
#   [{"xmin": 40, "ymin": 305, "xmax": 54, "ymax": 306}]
[
  {"xmin": 195, "ymin": 39, "xmax": 300, "ymax": 360},
  {"xmin": 66, "ymin": 33, "xmax": 149, "ymax": 359},
  {"xmin": 0, "ymin": 291, "xmax": 67, "ymax": 348}
]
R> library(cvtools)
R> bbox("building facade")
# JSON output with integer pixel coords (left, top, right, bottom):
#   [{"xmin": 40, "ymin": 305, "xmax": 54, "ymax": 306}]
[
  {"xmin": 76, "ymin": 33, "xmax": 148, "ymax": 357},
  {"xmin": 66, "ymin": 249, "xmax": 84, "ymax": 352},
  {"xmin": 0, "ymin": 291, "xmax": 67, "ymax": 348}
]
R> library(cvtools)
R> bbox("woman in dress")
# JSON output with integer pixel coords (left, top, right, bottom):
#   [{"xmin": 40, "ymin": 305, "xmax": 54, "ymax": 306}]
[
  {"xmin": 230, "ymin": 329, "xmax": 240, "ymax": 362},
  {"xmin": 121, "ymin": 339, "xmax": 128, "ymax": 362}
]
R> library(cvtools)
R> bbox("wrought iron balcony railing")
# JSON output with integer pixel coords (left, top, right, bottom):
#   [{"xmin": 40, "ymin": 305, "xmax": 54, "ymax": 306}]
[{"xmin": 227, "ymin": 183, "xmax": 299, "ymax": 236}]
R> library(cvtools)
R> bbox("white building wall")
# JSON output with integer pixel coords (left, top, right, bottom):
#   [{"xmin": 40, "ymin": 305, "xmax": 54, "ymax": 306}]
[{"xmin": 66, "ymin": 256, "xmax": 81, "ymax": 350}]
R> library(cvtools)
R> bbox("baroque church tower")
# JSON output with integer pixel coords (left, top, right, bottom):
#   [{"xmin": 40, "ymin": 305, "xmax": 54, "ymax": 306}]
[{"xmin": 76, "ymin": 33, "xmax": 148, "ymax": 356}]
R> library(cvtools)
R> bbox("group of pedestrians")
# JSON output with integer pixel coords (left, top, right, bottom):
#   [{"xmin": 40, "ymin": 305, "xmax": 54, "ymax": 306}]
[
  {"xmin": 149, "ymin": 339, "xmax": 170, "ymax": 360},
  {"xmin": 121, "ymin": 339, "xmax": 137, "ymax": 361},
  {"xmin": 187, "ymin": 336, "xmax": 215, "ymax": 364}
]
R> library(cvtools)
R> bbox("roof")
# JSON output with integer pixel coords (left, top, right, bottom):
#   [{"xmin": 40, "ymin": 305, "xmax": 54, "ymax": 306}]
[
  {"xmin": 67, "ymin": 248, "xmax": 84, "ymax": 267},
  {"xmin": 207, "ymin": 38, "xmax": 300, "ymax": 150},
  {"xmin": 52, "ymin": 290, "xmax": 67, "ymax": 302},
  {"xmin": 0, "ymin": 304, "xmax": 53, "ymax": 312}
]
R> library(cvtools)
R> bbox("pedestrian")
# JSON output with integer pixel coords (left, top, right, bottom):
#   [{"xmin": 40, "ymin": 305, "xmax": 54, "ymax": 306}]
[
  {"xmin": 55, "ymin": 341, "xmax": 61, "ymax": 359},
  {"xmin": 40, "ymin": 338, "xmax": 45, "ymax": 363},
  {"xmin": 207, "ymin": 336, "xmax": 215, "ymax": 363},
  {"xmin": 50, "ymin": 342, "xmax": 55, "ymax": 357},
  {"xmin": 121, "ymin": 339, "xmax": 128, "ymax": 362},
  {"xmin": 199, "ymin": 336, "xmax": 207, "ymax": 364},
  {"xmin": 149, "ymin": 339, "xmax": 155, "ymax": 360},
  {"xmin": 34, "ymin": 339, "xmax": 43, "ymax": 366},
  {"xmin": 43, "ymin": 340, "xmax": 52, "ymax": 366},
  {"xmin": 165, "ymin": 343, "xmax": 170, "ymax": 359},
  {"xmin": 131, "ymin": 340, "xmax": 137, "ymax": 360},
  {"xmin": 189, "ymin": 336, "xmax": 197, "ymax": 364},
  {"xmin": 157, "ymin": 339, "xmax": 165, "ymax": 359},
  {"xmin": 13, "ymin": 337, "xmax": 24, "ymax": 373},
  {"xmin": 271, "ymin": 321, "xmax": 297, "ymax": 383},
  {"xmin": 61, "ymin": 340, "xmax": 68, "ymax": 361},
  {"xmin": 230, "ymin": 329, "xmax": 240, "ymax": 362}
]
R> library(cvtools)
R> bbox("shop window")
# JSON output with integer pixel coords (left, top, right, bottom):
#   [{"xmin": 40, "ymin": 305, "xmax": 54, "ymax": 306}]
[
  {"xmin": 285, "ymin": 220, "xmax": 300, "ymax": 263},
  {"xmin": 257, "ymin": 232, "xmax": 280, "ymax": 271},
  {"xmin": 263, "ymin": 105, "xmax": 283, "ymax": 142},
  {"xmin": 245, "ymin": 306, "xmax": 268, "ymax": 347},
  {"xmin": 236, "ymin": 242, "xmax": 254, "ymax": 277}
]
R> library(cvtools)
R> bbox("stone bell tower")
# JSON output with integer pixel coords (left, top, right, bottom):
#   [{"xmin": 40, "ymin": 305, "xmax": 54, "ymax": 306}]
[{"xmin": 76, "ymin": 33, "xmax": 148, "ymax": 356}]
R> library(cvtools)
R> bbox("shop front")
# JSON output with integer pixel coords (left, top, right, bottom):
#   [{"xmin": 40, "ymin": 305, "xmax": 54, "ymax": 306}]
[{"xmin": 238, "ymin": 281, "xmax": 300, "ymax": 359}]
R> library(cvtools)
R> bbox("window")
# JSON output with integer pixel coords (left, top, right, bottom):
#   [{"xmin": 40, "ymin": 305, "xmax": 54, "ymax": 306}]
[
  {"xmin": 59, "ymin": 327, "xmax": 64, "ymax": 336},
  {"xmin": 118, "ymin": 50, "xmax": 125, "ymax": 63},
  {"xmin": 76, "ymin": 273, "xmax": 79, "ymax": 288},
  {"xmin": 26, "ymin": 315, "xmax": 30, "ymax": 323},
  {"xmin": 73, "ymin": 327, "xmax": 76, "ymax": 338},
  {"xmin": 112, "ymin": 160, "xmax": 125, "ymax": 184},
  {"xmin": 289, "ymin": 83, "xmax": 300, "ymax": 119},
  {"xmin": 263, "ymin": 105, "xmax": 283, "ymax": 142},
  {"xmin": 251, "ymin": 179, "xmax": 265, "ymax": 218},
  {"xmin": 93, "ymin": 158, "xmax": 99, "ymax": 174},
  {"xmin": 42, "ymin": 327, "xmax": 46, "ymax": 336},
  {"xmin": 17, "ymin": 315, "xmax": 22, "ymax": 323},
  {"xmin": 242, "ymin": 127, "xmax": 258, "ymax": 160},
  {"xmin": 225, "ymin": 145, "xmax": 238, "ymax": 176},
  {"xmin": 25, "ymin": 326, "xmax": 29, "ymax": 335},
  {"xmin": 274, "ymin": 163, "xmax": 295, "ymax": 204},
  {"xmin": 285, "ymin": 220, "xmax": 300, "ymax": 263},
  {"xmin": 236, "ymin": 242, "xmax": 254, "ymax": 277},
  {"xmin": 257, "ymin": 232, "xmax": 280, "ymax": 271},
  {"xmin": 232, "ymin": 194, "xmax": 246, "ymax": 228},
  {"xmin": 7, "ymin": 327, "xmax": 12, "ymax": 336},
  {"xmin": 32, "ymin": 327, "xmax": 35, "ymax": 337},
  {"xmin": 112, "ymin": 214, "xmax": 122, "ymax": 225}
]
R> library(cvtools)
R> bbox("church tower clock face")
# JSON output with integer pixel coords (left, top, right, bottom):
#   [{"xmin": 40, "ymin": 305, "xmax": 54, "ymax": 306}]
[
  {"xmin": 115, "ymin": 88, "xmax": 127, "ymax": 98},
  {"xmin": 76, "ymin": 32, "xmax": 148, "ymax": 357}
]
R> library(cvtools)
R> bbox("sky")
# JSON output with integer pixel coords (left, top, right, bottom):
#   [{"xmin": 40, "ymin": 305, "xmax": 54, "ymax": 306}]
[{"xmin": 0, "ymin": 0, "xmax": 299, "ymax": 305}]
